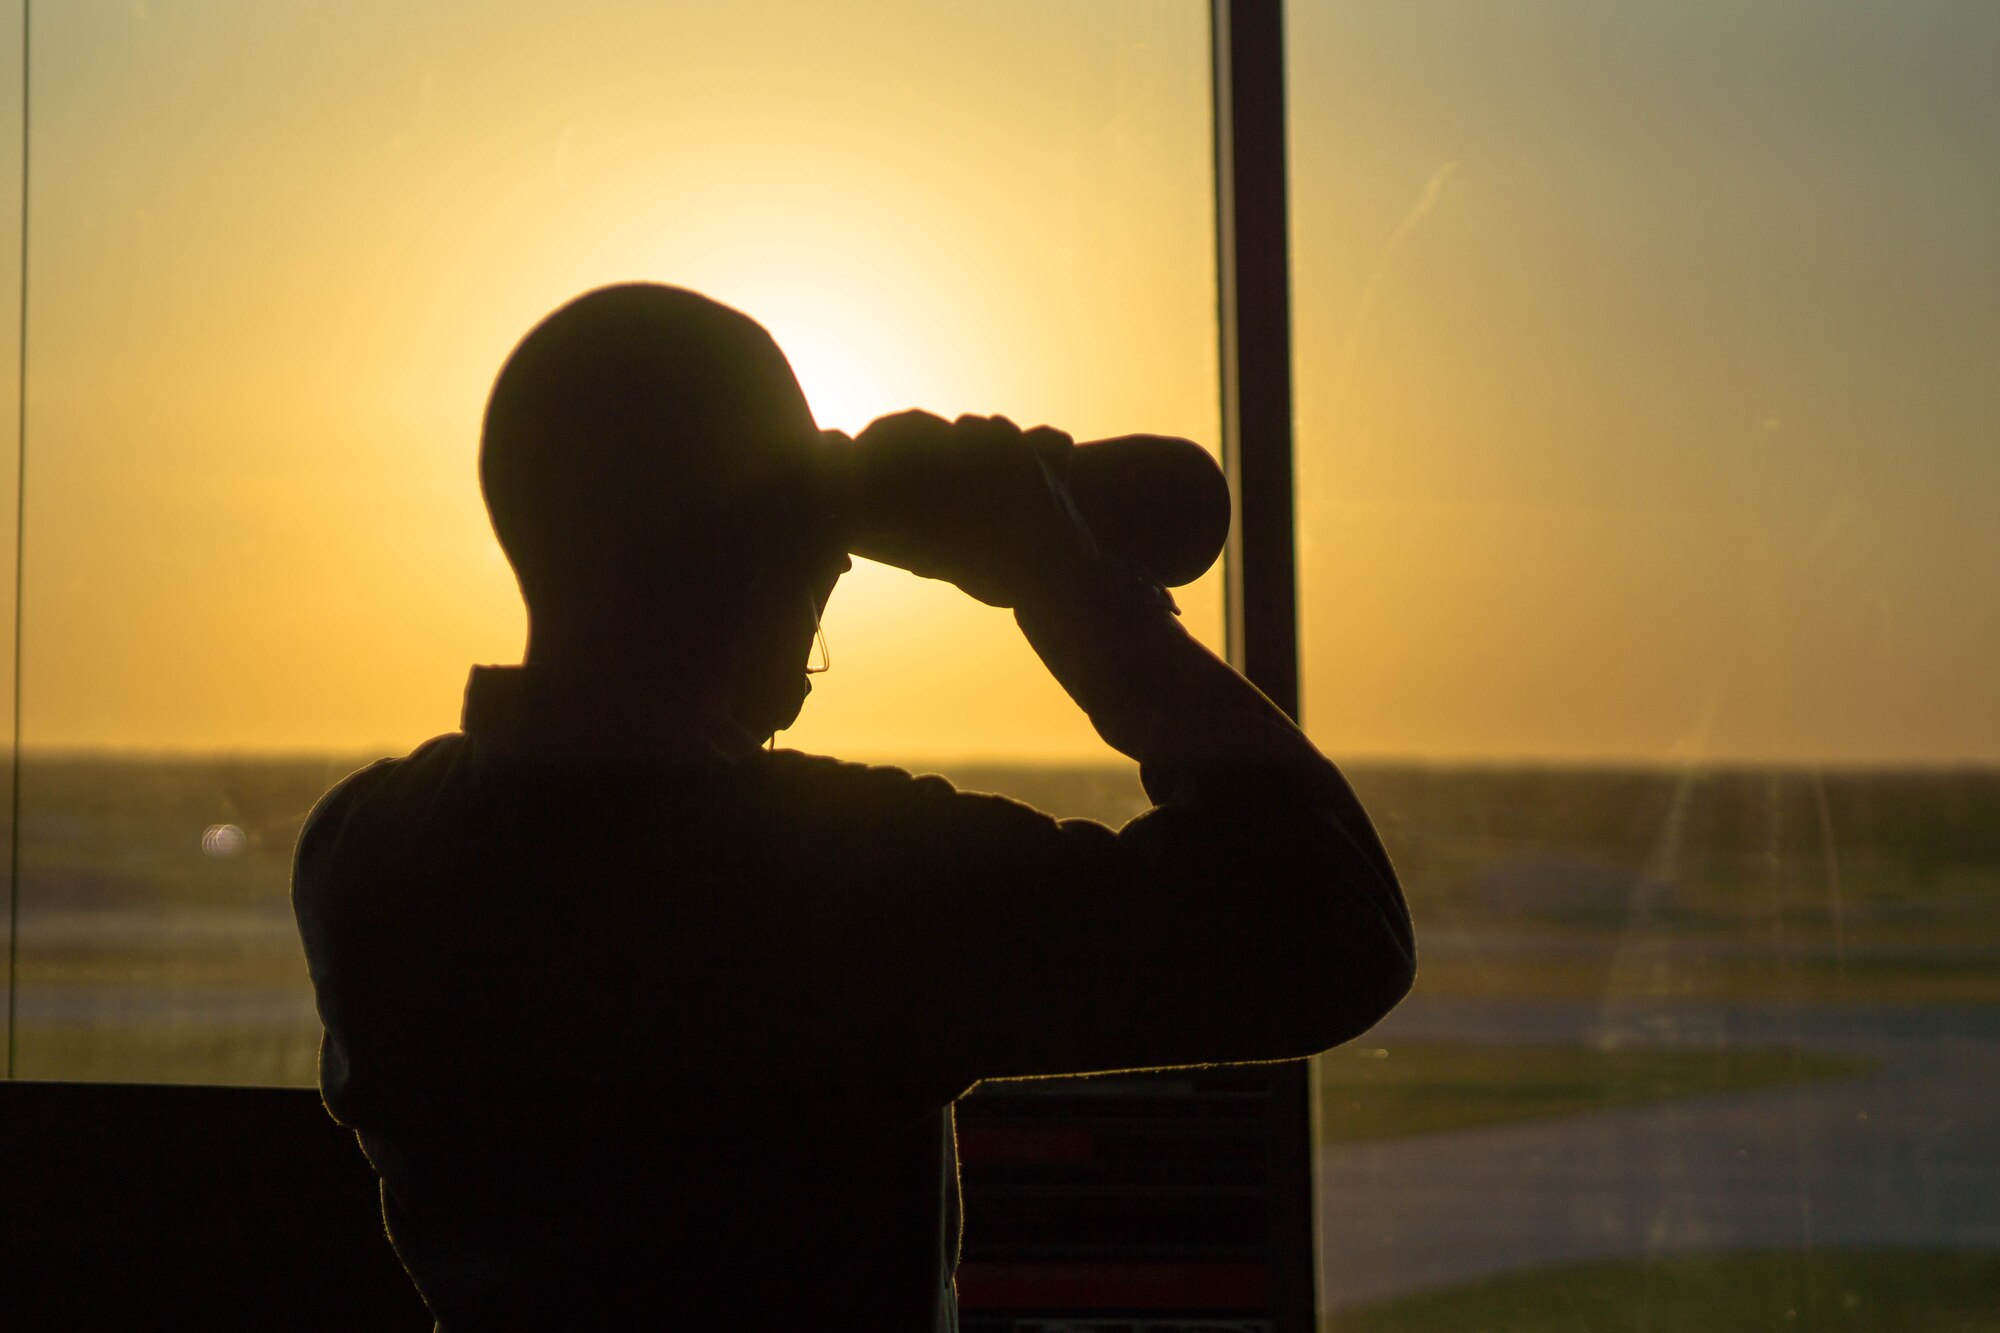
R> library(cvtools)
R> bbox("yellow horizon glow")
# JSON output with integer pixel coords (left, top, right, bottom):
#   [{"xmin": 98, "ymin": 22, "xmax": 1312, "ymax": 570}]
[
  {"xmin": 13, "ymin": 0, "xmax": 1224, "ymax": 765},
  {"xmin": 2, "ymin": 1, "xmax": 1992, "ymax": 767}
]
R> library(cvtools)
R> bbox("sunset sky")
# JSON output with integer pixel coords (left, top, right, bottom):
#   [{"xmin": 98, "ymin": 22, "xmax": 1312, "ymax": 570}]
[{"xmin": 4, "ymin": 1, "xmax": 1994, "ymax": 764}]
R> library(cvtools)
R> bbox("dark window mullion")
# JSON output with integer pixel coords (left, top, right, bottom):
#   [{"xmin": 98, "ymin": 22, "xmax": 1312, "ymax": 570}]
[{"xmin": 1211, "ymin": 3, "xmax": 1315, "ymax": 1331}]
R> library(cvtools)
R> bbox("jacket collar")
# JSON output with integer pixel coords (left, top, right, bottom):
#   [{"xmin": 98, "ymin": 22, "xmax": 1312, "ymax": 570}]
[{"xmin": 460, "ymin": 665, "xmax": 762, "ymax": 764}]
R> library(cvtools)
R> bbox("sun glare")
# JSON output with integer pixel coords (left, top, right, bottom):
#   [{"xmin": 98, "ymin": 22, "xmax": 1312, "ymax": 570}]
[
  {"xmin": 730, "ymin": 292, "xmax": 932, "ymax": 438},
  {"xmin": 773, "ymin": 320, "xmax": 895, "ymax": 437}
]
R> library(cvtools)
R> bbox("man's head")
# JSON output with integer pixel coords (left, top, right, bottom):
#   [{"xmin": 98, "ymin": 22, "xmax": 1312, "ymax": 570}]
[{"xmin": 481, "ymin": 284, "xmax": 846, "ymax": 735}]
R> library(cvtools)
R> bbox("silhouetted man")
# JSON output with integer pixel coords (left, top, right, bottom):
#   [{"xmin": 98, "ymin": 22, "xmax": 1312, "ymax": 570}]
[{"xmin": 293, "ymin": 283, "xmax": 1414, "ymax": 1330}]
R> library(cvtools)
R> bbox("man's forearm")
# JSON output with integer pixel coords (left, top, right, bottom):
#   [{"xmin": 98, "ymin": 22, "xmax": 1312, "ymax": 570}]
[
  {"xmin": 1014, "ymin": 562, "xmax": 1321, "ymax": 789},
  {"xmin": 1015, "ymin": 561, "xmax": 1406, "ymax": 911}
]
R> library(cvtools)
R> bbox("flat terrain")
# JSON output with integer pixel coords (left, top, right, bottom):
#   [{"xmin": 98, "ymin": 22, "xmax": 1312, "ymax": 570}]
[
  {"xmin": 1318, "ymin": 997, "xmax": 2000, "ymax": 1311},
  {"xmin": 4, "ymin": 757, "xmax": 1997, "ymax": 1319},
  {"xmin": 1318, "ymin": 1037, "xmax": 1868, "ymax": 1144},
  {"xmin": 1331, "ymin": 1249, "xmax": 2000, "ymax": 1332}
]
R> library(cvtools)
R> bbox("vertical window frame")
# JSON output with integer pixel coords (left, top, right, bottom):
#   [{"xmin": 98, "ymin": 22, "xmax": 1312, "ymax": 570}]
[{"xmin": 1211, "ymin": 2, "xmax": 1316, "ymax": 1329}]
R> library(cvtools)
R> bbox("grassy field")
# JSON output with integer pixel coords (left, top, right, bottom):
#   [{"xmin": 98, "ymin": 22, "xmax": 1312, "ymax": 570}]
[
  {"xmin": 1317, "ymin": 1040, "xmax": 1871, "ymax": 1145},
  {"xmin": 20, "ymin": 1025, "xmax": 1873, "ymax": 1136},
  {"xmin": 10, "ymin": 1021, "xmax": 322, "ymax": 1087},
  {"xmin": 5, "ymin": 756, "xmax": 1995, "ymax": 1087},
  {"xmin": 1340, "ymin": 763, "xmax": 2000, "ymax": 1006},
  {"xmin": 1408, "ymin": 950, "xmax": 2000, "ymax": 1006},
  {"xmin": 4, "ymin": 758, "xmax": 1993, "ymax": 1328},
  {"xmin": 1328, "ymin": 1249, "xmax": 2000, "ymax": 1332}
]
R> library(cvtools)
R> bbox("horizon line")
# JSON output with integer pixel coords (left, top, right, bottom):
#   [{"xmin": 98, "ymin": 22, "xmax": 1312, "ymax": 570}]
[{"xmin": 4, "ymin": 744, "xmax": 1997, "ymax": 775}]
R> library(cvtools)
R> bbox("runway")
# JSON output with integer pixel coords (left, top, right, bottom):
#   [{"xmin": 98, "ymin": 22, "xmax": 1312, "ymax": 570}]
[{"xmin": 1317, "ymin": 997, "xmax": 2000, "ymax": 1309}]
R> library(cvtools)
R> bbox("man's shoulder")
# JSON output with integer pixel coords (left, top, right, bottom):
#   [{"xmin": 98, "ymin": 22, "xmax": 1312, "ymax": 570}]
[
  {"xmin": 759, "ymin": 748, "xmax": 1093, "ymax": 842},
  {"xmin": 762, "ymin": 747, "xmax": 950, "ymax": 794},
  {"xmin": 294, "ymin": 736, "xmax": 466, "ymax": 878},
  {"xmin": 762, "ymin": 748, "xmax": 1039, "ymax": 811}
]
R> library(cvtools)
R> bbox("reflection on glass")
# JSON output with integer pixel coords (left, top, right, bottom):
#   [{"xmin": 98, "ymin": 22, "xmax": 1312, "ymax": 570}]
[
  {"xmin": 1291, "ymin": 1, "xmax": 2000, "ymax": 1324},
  {"xmin": 13, "ymin": 1, "xmax": 1218, "ymax": 1085}
]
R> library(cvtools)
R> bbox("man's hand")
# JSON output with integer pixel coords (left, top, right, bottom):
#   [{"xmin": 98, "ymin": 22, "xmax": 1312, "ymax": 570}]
[{"xmin": 827, "ymin": 410, "xmax": 1101, "ymax": 608}]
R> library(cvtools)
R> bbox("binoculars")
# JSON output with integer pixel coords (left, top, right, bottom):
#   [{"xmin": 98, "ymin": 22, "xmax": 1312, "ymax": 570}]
[
  {"xmin": 1048, "ymin": 434, "xmax": 1231, "ymax": 588},
  {"xmin": 833, "ymin": 431, "xmax": 1232, "ymax": 590}
]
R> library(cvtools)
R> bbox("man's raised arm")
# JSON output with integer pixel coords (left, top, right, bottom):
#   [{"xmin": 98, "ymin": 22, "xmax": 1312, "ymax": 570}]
[{"xmin": 825, "ymin": 411, "xmax": 1415, "ymax": 1074}]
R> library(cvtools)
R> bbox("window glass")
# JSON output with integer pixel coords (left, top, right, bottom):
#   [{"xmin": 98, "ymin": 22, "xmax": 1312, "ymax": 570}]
[
  {"xmin": 12, "ymin": 0, "xmax": 1220, "ymax": 1084},
  {"xmin": 1292, "ymin": 1, "xmax": 2000, "ymax": 1321},
  {"xmin": 0, "ymin": 0, "xmax": 19, "ymax": 1074}
]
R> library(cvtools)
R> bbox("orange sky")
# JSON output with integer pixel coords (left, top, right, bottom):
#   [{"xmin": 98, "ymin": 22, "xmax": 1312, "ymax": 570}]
[
  {"xmin": 4, "ymin": 1, "xmax": 1994, "ymax": 765},
  {"xmin": 1289, "ymin": 0, "xmax": 2000, "ymax": 764}
]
